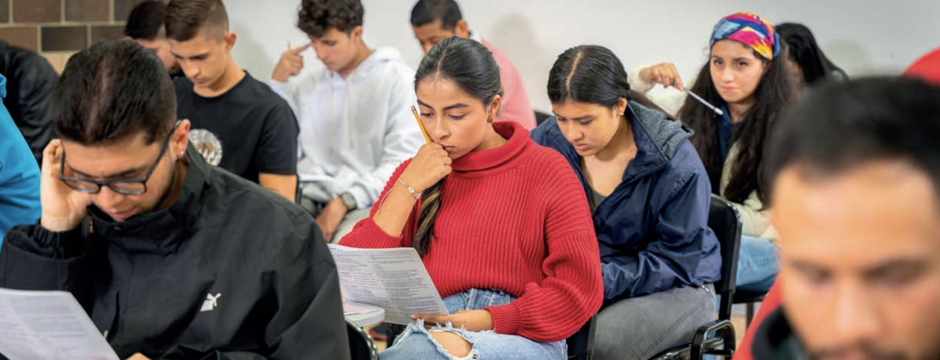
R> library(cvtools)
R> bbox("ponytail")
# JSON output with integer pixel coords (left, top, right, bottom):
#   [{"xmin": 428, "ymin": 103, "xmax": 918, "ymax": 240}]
[{"xmin": 413, "ymin": 182, "xmax": 442, "ymax": 256}]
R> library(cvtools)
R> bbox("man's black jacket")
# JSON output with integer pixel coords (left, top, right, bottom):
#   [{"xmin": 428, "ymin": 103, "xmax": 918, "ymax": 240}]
[
  {"xmin": 0, "ymin": 147, "xmax": 350, "ymax": 359},
  {"xmin": 0, "ymin": 40, "xmax": 56, "ymax": 164}
]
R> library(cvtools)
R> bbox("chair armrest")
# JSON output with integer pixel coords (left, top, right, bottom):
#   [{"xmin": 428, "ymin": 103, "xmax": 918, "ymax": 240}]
[{"xmin": 691, "ymin": 319, "xmax": 736, "ymax": 359}]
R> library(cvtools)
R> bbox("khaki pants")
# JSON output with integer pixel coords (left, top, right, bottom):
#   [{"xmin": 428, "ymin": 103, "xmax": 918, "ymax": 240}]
[{"xmin": 300, "ymin": 197, "xmax": 371, "ymax": 243}]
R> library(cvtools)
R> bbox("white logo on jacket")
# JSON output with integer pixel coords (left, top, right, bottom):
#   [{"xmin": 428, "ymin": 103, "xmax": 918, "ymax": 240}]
[{"xmin": 201, "ymin": 293, "xmax": 221, "ymax": 312}]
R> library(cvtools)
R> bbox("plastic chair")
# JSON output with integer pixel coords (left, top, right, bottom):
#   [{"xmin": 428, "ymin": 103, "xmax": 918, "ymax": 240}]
[
  {"xmin": 733, "ymin": 290, "xmax": 766, "ymax": 329},
  {"xmin": 535, "ymin": 110, "xmax": 552, "ymax": 125},
  {"xmin": 567, "ymin": 315, "xmax": 598, "ymax": 360},
  {"xmin": 347, "ymin": 320, "xmax": 380, "ymax": 360}
]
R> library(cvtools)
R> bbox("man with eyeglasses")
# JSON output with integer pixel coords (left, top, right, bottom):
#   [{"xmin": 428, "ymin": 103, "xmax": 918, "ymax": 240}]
[{"xmin": 0, "ymin": 40, "xmax": 349, "ymax": 360}]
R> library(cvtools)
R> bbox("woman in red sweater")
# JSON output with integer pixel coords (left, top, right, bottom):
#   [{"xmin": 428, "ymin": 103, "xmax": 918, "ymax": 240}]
[{"xmin": 339, "ymin": 36, "xmax": 603, "ymax": 359}]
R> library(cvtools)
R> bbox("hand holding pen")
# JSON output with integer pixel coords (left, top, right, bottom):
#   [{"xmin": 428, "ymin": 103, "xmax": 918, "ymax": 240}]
[{"xmin": 638, "ymin": 63, "xmax": 724, "ymax": 116}]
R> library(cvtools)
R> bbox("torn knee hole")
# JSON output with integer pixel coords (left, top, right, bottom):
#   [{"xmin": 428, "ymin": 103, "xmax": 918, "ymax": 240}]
[{"xmin": 429, "ymin": 330, "xmax": 473, "ymax": 358}]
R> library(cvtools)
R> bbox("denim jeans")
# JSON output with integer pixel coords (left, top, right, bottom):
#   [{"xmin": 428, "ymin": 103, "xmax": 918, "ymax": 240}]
[
  {"xmin": 380, "ymin": 289, "xmax": 567, "ymax": 360},
  {"xmin": 735, "ymin": 235, "xmax": 779, "ymax": 294}
]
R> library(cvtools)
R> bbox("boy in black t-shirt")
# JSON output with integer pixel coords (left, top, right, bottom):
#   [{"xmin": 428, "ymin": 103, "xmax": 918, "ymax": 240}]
[
  {"xmin": 165, "ymin": 0, "xmax": 298, "ymax": 201},
  {"xmin": 124, "ymin": 1, "xmax": 179, "ymax": 75}
]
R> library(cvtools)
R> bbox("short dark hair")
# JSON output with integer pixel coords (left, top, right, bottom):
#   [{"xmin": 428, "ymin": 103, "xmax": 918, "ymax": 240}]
[
  {"xmin": 53, "ymin": 39, "xmax": 176, "ymax": 145},
  {"xmin": 165, "ymin": 0, "xmax": 229, "ymax": 42},
  {"xmin": 766, "ymin": 77, "xmax": 940, "ymax": 200},
  {"xmin": 297, "ymin": 0, "xmax": 364, "ymax": 38},
  {"xmin": 124, "ymin": 1, "xmax": 167, "ymax": 40},
  {"xmin": 410, "ymin": 0, "xmax": 462, "ymax": 30}
]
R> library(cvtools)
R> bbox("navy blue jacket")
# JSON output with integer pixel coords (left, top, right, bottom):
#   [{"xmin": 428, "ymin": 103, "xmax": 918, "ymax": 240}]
[{"xmin": 532, "ymin": 102, "xmax": 721, "ymax": 301}]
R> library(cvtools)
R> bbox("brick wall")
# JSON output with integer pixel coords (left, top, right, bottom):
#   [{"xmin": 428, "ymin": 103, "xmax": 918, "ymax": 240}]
[{"xmin": 0, "ymin": 0, "xmax": 150, "ymax": 72}]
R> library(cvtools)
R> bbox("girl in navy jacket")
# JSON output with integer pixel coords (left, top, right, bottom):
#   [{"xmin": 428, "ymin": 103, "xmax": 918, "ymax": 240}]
[{"xmin": 532, "ymin": 45, "xmax": 721, "ymax": 360}]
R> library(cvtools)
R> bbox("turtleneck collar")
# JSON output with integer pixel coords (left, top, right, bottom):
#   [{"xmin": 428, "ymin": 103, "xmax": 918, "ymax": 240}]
[{"xmin": 451, "ymin": 121, "xmax": 530, "ymax": 173}]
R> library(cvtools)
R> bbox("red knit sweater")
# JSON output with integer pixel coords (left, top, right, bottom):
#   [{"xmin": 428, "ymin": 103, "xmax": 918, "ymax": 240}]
[{"xmin": 340, "ymin": 121, "xmax": 603, "ymax": 343}]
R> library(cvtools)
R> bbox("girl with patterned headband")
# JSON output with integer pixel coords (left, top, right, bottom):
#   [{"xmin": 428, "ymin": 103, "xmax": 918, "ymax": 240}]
[{"xmin": 632, "ymin": 12, "xmax": 795, "ymax": 297}]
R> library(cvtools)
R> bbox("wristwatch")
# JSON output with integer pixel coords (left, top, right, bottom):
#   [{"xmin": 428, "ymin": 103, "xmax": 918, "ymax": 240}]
[{"xmin": 340, "ymin": 192, "xmax": 357, "ymax": 211}]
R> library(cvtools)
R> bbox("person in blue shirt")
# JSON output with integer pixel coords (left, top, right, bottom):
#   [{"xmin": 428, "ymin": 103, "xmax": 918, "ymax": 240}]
[
  {"xmin": 531, "ymin": 45, "xmax": 721, "ymax": 360},
  {"xmin": 0, "ymin": 73, "xmax": 41, "ymax": 242}
]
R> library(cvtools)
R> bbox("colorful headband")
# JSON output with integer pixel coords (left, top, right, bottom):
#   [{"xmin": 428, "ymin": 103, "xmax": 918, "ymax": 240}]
[{"xmin": 709, "ymin": 12, "xmax": 780, "ymax": 61}]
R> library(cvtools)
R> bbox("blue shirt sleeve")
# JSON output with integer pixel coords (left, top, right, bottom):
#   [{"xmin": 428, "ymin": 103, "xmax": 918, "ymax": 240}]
[{"xmin": 0, "ymin": 74, "xmax": 42, "ymax": 239}]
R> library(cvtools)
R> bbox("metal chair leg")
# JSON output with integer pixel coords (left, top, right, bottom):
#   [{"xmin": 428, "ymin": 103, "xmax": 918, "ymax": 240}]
[{"xmin": 745, "ymin": 302, "xmax": 755, "ymax": 329}]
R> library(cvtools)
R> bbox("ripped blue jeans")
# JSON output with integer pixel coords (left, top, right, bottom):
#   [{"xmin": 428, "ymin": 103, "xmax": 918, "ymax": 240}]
[{"xmin": 380, "ymin": 289, "xmax": 567, "ymax": 360}]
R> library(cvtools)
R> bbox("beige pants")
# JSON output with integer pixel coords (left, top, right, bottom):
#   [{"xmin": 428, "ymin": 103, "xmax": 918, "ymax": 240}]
[
  {"xmin": 332, "ymin": 207, "xmax": 371, "ymax": 243},
  {"xmin": 299, "ymin": 197, "xmax": 372, "ymax": 243}
]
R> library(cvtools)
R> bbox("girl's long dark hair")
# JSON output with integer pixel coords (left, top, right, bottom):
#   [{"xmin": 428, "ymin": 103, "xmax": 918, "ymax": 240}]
[
  {"xmin": 777, "ymin": 22, "xmax": 847, "ymax": 86},
  {"xmin": 678, "ymin": 43, "xmax": 795, "ymax": 204},
  {"xmin": 547, "ymin": 45, "xmax": 668, "ymax": 116},
  {"xmin": 411, "ymin": 36, "xmax": 502, "ymax": 256}
]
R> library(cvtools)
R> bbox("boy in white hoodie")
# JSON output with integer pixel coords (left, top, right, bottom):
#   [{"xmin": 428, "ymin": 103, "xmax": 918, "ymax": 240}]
[{"xmin": 270, "ymin": 0, "xmax": 423, "ymax": 242}]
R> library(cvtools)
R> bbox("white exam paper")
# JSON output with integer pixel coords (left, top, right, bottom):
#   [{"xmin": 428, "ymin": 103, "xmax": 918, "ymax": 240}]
[
  {"xmin": 329, "ymin": 245, "xmax": 449, "ymax": 324},
  {"xmin": 0, "ymin": 288, "xmax": 118, "ymax": 360}
]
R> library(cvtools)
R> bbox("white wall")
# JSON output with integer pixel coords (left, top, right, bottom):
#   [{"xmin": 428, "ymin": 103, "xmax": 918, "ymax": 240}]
[{"xmin": 228, "ymin": 0, "xmax": 940, "ymax": 112}]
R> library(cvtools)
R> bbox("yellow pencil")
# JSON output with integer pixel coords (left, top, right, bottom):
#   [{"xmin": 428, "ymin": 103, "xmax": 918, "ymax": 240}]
[{"xmin": 411, "ymin": 105, "xmax": 432, "ymax": 144}]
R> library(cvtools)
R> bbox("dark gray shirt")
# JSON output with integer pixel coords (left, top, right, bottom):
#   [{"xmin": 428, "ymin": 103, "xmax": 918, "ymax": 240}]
[{"xmin": 586, "ymin": 185, "xmax": 609, "ymax": 215}]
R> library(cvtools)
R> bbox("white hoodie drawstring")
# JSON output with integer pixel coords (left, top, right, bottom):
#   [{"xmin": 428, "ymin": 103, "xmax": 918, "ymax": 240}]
[
  {"xmin": 346, "ymin": 75, "xmax": 356, "ymax": 149},
  {"xmin": 328, "ymin": 76, "xmax": 336, "ymax": 154}
]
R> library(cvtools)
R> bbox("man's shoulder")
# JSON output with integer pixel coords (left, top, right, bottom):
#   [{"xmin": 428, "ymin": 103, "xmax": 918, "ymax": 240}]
[
  {"xmin": 750, "ymin": 307, "xmax": 807, "ymax": 360},
  {"xmin": 204, "ymin": 167, "xmax": 306, "ymax": 222},
  {"xmin": 361, "ymin": 51, "xmax": 415, "ymax": 85},
  {"xmin": 192, "ymin": 75, "xmax": 294, "ymax": 123},
  {"xmin": 377, "ymin": 59, "xmax": 414, "ymax": 77},
  {"xmin": 479, "ymin": 38, "xmax": 516, "ymax": 67},
  {"xmin": 236, "ymin": 74, "xmax": 293, "ymax": 108},
  {"xmin": 479, "ymin": 37, "xmax": 500, "ymax": 53},
  {"xmin": 4, "ymin": 47, "xmax": 56, "ymax": 81},
  {"xmin": 193, "ymin": 170, "xmax": 323, "ymax": 277}
]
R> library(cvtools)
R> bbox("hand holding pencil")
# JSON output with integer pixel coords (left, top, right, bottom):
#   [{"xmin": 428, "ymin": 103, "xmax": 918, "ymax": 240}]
[{"xmin": 398, "ymin": 105, "xmax": 450, "ymax": 194}]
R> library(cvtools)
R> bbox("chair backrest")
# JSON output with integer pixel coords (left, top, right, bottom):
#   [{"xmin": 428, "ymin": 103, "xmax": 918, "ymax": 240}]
[
  {"xmin": 708, "ymin": 195, "xmax": 744, "ymax": 321},
  {"xmin": 347, "ymin": 320, "xmax": 379, "ymax": 360},
  {"xmin": 535, "ymin": 110, "xmax": 552, "ymax": 125}
]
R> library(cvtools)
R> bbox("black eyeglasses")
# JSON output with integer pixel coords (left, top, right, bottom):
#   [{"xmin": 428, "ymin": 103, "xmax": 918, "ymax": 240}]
[{"xmin": 58, "ymin": 129, "xmax": 176, "ymax": 195}]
